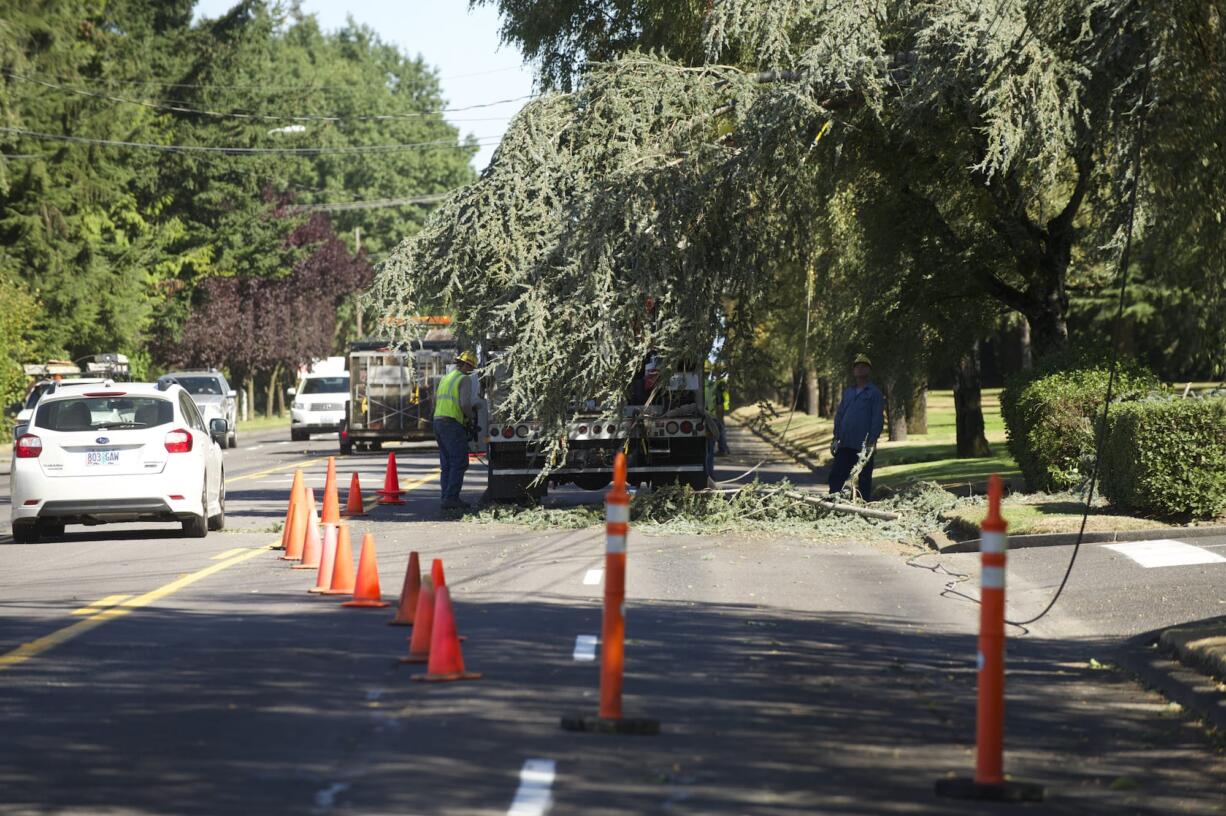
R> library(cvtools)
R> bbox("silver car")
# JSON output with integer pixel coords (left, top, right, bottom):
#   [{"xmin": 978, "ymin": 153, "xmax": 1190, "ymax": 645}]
[{"xmin": 158, "ymin": 370, "xmax": 238, "ymax": 448}]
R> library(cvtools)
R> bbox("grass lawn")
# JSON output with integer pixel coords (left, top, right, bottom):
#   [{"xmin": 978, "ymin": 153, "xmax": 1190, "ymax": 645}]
[
  {"xmin": 732, "ymin": 388, "xmax": 1020, "ymax": 491},
  {"xmin": 237, "ymin": 413, "xmax": 291, "ymax": 433}
]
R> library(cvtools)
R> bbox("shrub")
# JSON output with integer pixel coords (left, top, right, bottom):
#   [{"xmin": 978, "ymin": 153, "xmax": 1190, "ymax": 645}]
[
  {"xmin": 1000, "ymin": 353, "xmax": 1161, "ymax": 492},
  {"xmin": 1100, "ymin": 397, "xmax": 1226, "ymax": 519}
]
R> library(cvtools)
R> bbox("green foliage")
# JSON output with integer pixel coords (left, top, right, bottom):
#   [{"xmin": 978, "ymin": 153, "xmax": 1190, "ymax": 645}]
[
  {"xmin": 1000, "ymin": 354, "xmax": 1162, "ymax": 492},
  {"xmin": 0, "ymin": 269, "xmax": 41, "ymax": 416},
  {"xmin": 1100, "ymin": 397, "xmax": 1226, "ymax": 519}
]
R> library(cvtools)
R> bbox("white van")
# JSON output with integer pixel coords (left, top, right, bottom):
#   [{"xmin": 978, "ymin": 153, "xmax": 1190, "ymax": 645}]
[{"xmin": 289, "ymin": 370, "xmax": 350, "ymax": 442}]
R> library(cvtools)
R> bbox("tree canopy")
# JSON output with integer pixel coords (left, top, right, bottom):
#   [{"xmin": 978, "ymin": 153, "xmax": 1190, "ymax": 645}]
[{"xmin": 376, "ymin": 0, "xmax": 1224, "ymax": 440}]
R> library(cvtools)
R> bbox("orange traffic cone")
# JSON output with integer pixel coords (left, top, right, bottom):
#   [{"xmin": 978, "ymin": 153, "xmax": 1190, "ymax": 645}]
[
  {"xmin": 400, "ymin": 579, "xmax": 435, "ymax": 663},
  {"xmin": 293, "ymin": 489, "xmax": 323, "ymax": 569},
  {"xmin": 344, "ymin": 472, "xmax": 365, "ymax": 516},
  {"xmin": 277, "ymin": 469, "xmax": 305, "ymax": 550},
  {"xmin": 323, "ymin": 524, "xmax": 356, "ymax": 595},
  {"xmin": 411, "ymin": 586, "xmax": 481, "ymax": 682},
  {"xmin": 389, "ymin": 551, "xmax": 421, "ymax": 626},
  {"xmin": 309, "ymin": 523, "xmax": 339, "ymax": 593},
  {"xmin": 342, "ymin": 533, "xmax": 389, "ymax": 608},
  {"xmin": 320, "ymin": 457, "xmax": 341, "ymax": 525},
  {"xmin": 377, "ymin": 452, "xmax": 405, "ymax": 504},
  {"xmin": 280, "ymin": 478, "xmax": 309, "ymax": 561},
  {"xmin": 431, "ymin": 558, "xmax": 446, "ymax": 588}
]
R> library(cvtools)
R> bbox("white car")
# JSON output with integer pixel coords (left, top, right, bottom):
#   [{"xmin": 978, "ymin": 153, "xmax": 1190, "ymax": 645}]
[
  {"xmin": 10, "ymin": 382, "xmax": 228, "ymax": 543},
  {"xmin": 289, "ymin": 373, "xmax": 350, "ymax": 441},
  {"xmin": 158, "ymin": 370, "xmax": 239, "ymax": 449}
]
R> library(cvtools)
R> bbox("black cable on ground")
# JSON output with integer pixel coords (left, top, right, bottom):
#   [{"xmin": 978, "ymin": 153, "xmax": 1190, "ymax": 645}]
[{"xmin": 1004, "ymin": 73, "xmax": 1150, "ymax": 627}]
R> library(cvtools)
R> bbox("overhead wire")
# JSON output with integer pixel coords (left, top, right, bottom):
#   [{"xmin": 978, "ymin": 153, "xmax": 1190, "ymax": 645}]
[{"xmin": 3, "ymin": 71, "xmax": 536, "ymax": 123}]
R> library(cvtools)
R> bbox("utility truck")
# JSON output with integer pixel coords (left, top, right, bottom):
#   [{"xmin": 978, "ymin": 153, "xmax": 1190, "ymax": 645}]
[
  {"xmin": 479, "ymin": 353, "xmax": 709, "ymax": 501},
  {"xmin": 338, "ymin": 321, "xmax": 458, "ymax": 454}
]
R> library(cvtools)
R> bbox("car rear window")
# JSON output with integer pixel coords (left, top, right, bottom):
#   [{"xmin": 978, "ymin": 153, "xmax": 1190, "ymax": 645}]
[
  {"xmin": 35, "ymin": 397, "xmax": 174, "ymax": 431},
  {"xmin": 300, "ymin": 376, "xmax": 349, "ymax": 394},
  {"xmin": 171, "ymin": 376, "xmax": 225, "ymax": 396}
]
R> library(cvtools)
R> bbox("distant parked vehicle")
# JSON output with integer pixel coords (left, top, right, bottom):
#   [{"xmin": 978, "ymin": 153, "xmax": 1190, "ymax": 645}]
[
  {"xmin": 12, "ymin": 355, "xmax": 131, "ymax": 441},
  {"xmin": 289, "ymin": 368, "xmax": 350, "ymax": 442},
  {"xmin": 10, "ymin": 381, "xmax": 228, "ymax": 543},
  {"xmin": 157, "ymin": 370, "xmax": 238, "ymax": 448}
]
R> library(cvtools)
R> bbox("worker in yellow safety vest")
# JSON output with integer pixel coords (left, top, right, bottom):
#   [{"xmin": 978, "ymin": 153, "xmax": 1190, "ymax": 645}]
[{"xmin": 433, "ymin": 350, "xmax": 480, "ymax": 510}]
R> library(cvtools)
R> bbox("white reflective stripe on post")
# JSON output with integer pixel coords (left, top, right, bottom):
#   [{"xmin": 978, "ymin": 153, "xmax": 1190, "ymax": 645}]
[
  {"xmin": 980, "ymin": 531, "xmax": 1007, "ymax": 554},
  {"xmin": 606, "ymin": 503, "xmax": 630, "ymax": 524},
  {"xmin": 981, "ymin": 566, "xmax": 1005, "ymax": 589},
  {"xmin": 606, "ymin": 534, "xmax": 626, "ymax": 554}
]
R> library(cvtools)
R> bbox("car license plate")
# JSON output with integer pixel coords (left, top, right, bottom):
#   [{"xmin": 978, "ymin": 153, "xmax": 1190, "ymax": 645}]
[{"xmin": 86, "ymin": 449, "xmax": 120, "ymax": 466}]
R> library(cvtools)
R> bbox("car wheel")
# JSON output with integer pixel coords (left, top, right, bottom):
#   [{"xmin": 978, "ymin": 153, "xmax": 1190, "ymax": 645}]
[
  {"xmin": 12, "ymin": 522, "xmax": 39, "ymax": 544},
  {"xmin": 38, "ymin": 521, "xmax": 66, "ymax": 538},
  {"xmin": 291, "ymin": 429, "xmax": 307, "ymax": 442},
  {"xmin": 227, "ymin": 430, "xmax": 237, "ymax": 449},
  {"xmin": 182, "ymin": 486, "xmax": 209, "ymax": 538},
  {"xmin": 208, "ymin": 477, "xmax": 226, "ymax": 531}
]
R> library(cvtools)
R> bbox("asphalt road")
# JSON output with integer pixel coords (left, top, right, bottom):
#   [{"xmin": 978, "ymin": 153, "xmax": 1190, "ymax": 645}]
[{"xmin": 1, "ymin": 428, "xmax": 1223, "ymax": 815}]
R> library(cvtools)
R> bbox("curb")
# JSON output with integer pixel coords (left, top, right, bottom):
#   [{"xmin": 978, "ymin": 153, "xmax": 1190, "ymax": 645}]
[
  {"xmin": 1158, "ymin": 616, "xmax": 1226, "ymax": 685},
  {"xmin": 1115, "ymin": 625, "xmax": 1226, "ymax": 732},
  {"xmin": 940, "ymin": 524, "xmax": 1226, "ymax": 554}
]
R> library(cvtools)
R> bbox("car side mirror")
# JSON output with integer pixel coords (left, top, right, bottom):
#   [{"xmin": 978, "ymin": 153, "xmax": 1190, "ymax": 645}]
[
  {"xmin": 286, "ymin": 387, "xmax": 297, "ymax": 396},
  {"xmin": 209, "ymin": 418, "xmax": 229, "ymax": 444},
  {"xmin": 227, "ymin": 390, "xmax": 237, "ymax": 399}
]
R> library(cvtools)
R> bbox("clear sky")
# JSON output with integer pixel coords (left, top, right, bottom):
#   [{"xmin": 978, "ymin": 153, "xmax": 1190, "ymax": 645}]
[{"xmin": 191, "ymin": 0, "xmax": 535, "ymax": 171}]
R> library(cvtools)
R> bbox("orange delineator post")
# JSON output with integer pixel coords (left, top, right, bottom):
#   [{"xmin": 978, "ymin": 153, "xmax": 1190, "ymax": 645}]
[
  {"xmin": 561, "ymin": 452, "xmax": 658, "ymax": 735},
  {"xmin": 976, "ymin": 475, "xmax": 1007, "ymax": 786},
  {"xmin": 935, "ymin": 475, "xmax": 1043, "ymax": 802},
  {"xmin": 599, "ymin": 455, "xmax": 630, "ymax": 721}
]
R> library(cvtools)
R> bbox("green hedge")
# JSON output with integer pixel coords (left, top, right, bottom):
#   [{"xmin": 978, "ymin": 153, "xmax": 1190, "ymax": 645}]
[
  {"xmin": 1101, "ymin": 397, "xmax": 1226, "ymax": 519},
  {"xmin": 1000, "ymin": 354, "xmax": 1161, "ymax": 492}
]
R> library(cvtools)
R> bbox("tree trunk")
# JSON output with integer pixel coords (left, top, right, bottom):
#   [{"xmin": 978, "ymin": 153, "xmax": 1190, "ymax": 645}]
[
  {"xmin": 826, "ymin": 377, "xmax": 841, "ymax": 416},
  {"xmin": 804, "ymin": 364, "xmax": 819, "ymax": 415},
  {"xmin": 264, "ymin": 365, "xmax": 281, "ymax": 418},
  {"xmin": 244, "ymin": 380, "xmax": 254, "ymax": 421},
  {"xmin": 953, "ymin": 343, "xmax": 992, "ymax": 458},
  {"xmin": 884, "ymin": 374, "xmax": 908, "ymax": 442},
  {"xmin": 905, "ymin": 381, "xmax": 928, "ymax": 434},
  {"xmin": 1018, "ymin": 315, "xmax": 1033, "ymax": 371},
  {"xmin": 818, "ymin": 376, "xmax": 830, "ymax": 418}
]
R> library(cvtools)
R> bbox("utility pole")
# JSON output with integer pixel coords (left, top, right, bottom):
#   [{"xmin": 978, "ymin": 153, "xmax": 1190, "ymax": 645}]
[{"xmin": 355, "ymin": 226, "xmax": 364, "ymax": 338}]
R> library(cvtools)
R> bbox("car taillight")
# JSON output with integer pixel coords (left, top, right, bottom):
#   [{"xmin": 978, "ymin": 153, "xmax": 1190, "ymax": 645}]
[
  {"xmin": 666, "ymin": 421, "xmax": 679, "ymax": 434},
  {"xmin": 607, "ymin": 424, "xmax": 617, "ymax": 435},
  {"xmin": 164, "ymin": 428, "xmax": 193, "ymax": 453},
  {"xmin": 680, "ymin": 420, "xmax": 694, "ymax": 434},
  {"xmin": 577, "ymin": 425, "xmax": 588, "ymax": 435},
  {"xmin": 502, "ymin": 426, "xmax": 514, "ymax": 439},
  {"xmin": 516, "ymin": 424, "xmax": 529, "ymax": 438},
  {"xmin": 15, "ymin": 434, "xmax": 42, "ymax": 458}
]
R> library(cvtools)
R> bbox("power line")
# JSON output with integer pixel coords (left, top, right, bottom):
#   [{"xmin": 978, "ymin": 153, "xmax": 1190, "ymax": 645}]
[
  {"xmin": 4, "ymin": 72, "xmax": 535, "ymax": 124},
  {"xmin": 0, "ymin": 126, "xmax": 501, "ymax": 155},
  {"xmin": 26, "ymin": 63, "xmax": 527, "ymax": 92},
  {"xmin": 283, "ymin": 193, "xmax": 453, "ymax": 213}
]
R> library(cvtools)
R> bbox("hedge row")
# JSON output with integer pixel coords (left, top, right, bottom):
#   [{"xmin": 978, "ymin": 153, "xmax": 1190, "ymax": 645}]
[
  {"xmin": 1000, "ymin": 356, "xmax": 1161, "ymax": 492},
  {"xmin": 1101, "ymin": 397, "xmax": 1226, "ymax": 519}
]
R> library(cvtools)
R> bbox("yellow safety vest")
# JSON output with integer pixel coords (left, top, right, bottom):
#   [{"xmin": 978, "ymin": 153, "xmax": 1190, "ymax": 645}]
[{"xmin": 434, "ymin": 369, "xmax": 466, "ymax": 422}]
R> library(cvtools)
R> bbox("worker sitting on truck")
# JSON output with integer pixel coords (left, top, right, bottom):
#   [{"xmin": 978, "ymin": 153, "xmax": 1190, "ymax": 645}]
[{"xmin": 434, "ymin": 350, "xmax": 481, "ymax": 511}]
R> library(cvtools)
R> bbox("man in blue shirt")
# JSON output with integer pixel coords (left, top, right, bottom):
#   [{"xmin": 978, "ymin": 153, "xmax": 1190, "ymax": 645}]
[{"xmin": 828, "ymin": 353, "xmax": 884, "ymax": 500}]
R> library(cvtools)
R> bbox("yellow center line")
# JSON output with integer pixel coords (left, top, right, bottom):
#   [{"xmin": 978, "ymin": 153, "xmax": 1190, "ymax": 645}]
[
  {"xmin": 70, "ymin": 594, "xmax": 131, "ymax": 616},
  {"xmin": 225, "ymin": 458, "xmax": 325, "ymax": 485},
  {"xmin": 0, "ymin": 543, "xmax": 276, "ymax": 673},
  {"xmin": 211, "ymin": 547, "xmax": 250, "ymax": 560},
  {"xmin": 400, "ymin": 469, "xmax": 441, "ymax": 493}
]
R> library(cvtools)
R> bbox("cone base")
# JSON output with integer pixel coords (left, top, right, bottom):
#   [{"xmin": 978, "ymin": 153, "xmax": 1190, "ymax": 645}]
[
  {"xmin": 399, "ymin": 653, "xmax": 429, "ymax": 664},
  {"xmin": 291, "ymin": 563, "xmax": 320, "ymax": 570},
  {"xmin": 388, "ymin": 618, "xmax": 414, "ymax": 626},
  {"xmin": 279, "ymin": 555, "xmax": 302, "ymax": 562},
  {"xmin": 560, "ymin": 715, "xmax": 660, "ymax": 735},
  {"xmin": 341, "ymin": 599, "xmax": 390, "ymax": 608},
  {"xmin": 411, "ymin": 671, "xmax": 482, "ymax": 682},
  {"xmin": 320, "ymin": 587, "xmax": 355, "ymax": 596},
  {"xmin": 934, "ymin": 779, "xmax": 1044, "ymax": 802},
  {"xmin": 307, "ymin": 586, "xmax": 332, "ymax": 594}
]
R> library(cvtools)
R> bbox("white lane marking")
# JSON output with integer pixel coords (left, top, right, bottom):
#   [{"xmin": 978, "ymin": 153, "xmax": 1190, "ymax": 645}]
[
  {"xmin": 572, "ymin": 635, "xmax": 597, "ymax": 661},
  {"xmin": 583, "ymin": 568, "xmax": 603, "ymax": 586},
  {"xmin": 508, "ymin": 758, "xmax": 556, "ymax": 816},
  {"xmin": 1104, "ymin": 539, "xmax": 1226, "ymax": 568},
  {"xmin": 248, "ymin": 444, "xmax": 263, "ymax": 451},
  {"xmin": 314, "ymin": 782, "xmax": 350, "ymax": 810}
]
